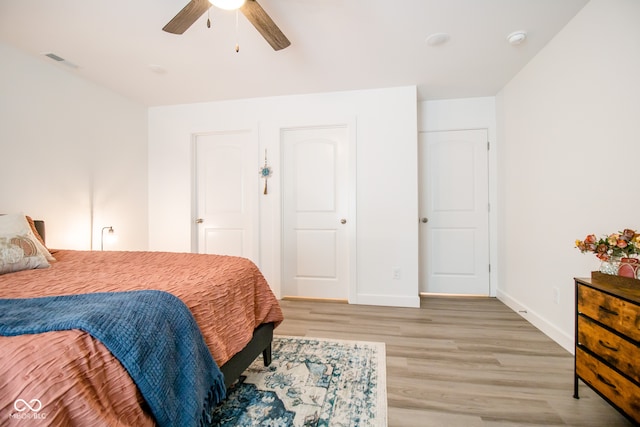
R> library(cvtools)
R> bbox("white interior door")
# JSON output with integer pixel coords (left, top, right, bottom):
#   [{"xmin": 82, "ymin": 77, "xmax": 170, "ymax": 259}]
[
  {"xmin": 281, "ymin": 125, "xmax": 351, "ymax": 300},
  {"xmin": 419, "ymin": 129, "xmax": 490, "ymax": 295},
  {"xmin": 194, "ymin": 131, "xmax": 258, "ymax": 261}
]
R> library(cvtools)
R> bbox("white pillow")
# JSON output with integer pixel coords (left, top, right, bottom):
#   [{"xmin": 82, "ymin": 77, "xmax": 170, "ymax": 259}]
[
  {"xmin": 0, "ymin": 213, "xmax": 55, "ymax": 261},
  {"xmin": 0, "ymin": 234, "xmax": 50, "ymax": 274},
  {"xmin": 0, "ymin": 213, "xmax": 53, "ymax": 274}
]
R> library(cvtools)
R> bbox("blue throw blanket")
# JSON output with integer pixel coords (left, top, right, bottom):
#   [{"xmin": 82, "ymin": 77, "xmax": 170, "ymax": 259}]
[{"xmin": 0, "ymin": 290, "xmax": 226, "ymax": 427}]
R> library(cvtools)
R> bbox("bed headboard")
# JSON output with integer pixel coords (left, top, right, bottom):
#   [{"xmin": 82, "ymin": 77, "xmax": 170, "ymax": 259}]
[{"xmin": 34, "ymin": 220, "xmax": 46, "ymax": 244}]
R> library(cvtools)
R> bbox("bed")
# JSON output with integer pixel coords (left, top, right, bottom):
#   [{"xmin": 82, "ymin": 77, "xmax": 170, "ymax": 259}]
[{"xmin": 0, "ymin": 214, "xmax": 283, "ymax": 426}]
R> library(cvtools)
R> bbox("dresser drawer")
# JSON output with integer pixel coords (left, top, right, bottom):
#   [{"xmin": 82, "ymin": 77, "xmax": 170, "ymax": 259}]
[
  {"xmin": 578, "ymin": 316, "xmax": 640, "ymax": 383},
  {"xmin": 576, "ymin": 348, "xmax": 640, "ymax": 422},
  {"xmin": 577, "ymin": 284, "xmax": 640, "ymax": 342}
]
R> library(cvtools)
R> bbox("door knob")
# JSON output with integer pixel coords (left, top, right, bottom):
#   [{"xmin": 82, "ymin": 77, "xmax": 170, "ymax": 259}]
[
  {"xmin": 196, "ymin": 218, "xmax": 204, "ymax": 224},
  {"xmin": 421, "ymin": 217, "xmax": 428, "ymax": 223},
  {"xmin": 340, "ymin": 219, "xmax": 347, "ymax": 224}
]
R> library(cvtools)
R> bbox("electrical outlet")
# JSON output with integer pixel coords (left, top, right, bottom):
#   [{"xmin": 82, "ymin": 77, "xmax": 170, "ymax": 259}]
[
  {"xmin": 393, "ymin": 268, "xmax": 401, "ymax": 280},
  {"xmin": 553, "ymin": 287, "xmax": 560, "ymax": 304}
]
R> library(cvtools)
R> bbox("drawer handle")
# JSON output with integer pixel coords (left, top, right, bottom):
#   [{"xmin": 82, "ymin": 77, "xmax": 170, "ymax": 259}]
[
  {"xmin": 596, "ymin": 374, "xmax": 617, "ymax": 390},
  {"xmin": 598, "ymin": 339, "xmax": 619, "ymax": 352},
  {"xmin": 598, "ymin": 305, "xmax": 619, "ymax": 316}
]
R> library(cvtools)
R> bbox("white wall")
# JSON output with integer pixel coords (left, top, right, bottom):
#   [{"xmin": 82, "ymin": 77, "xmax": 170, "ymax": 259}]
[
  {"xmin": 418, "ymin": 97, "xmax": 498, "ymax": 296},
  {"xmin": 0, "ymin": 42, "xmax": 148, "ymax": 251},
  {"xmin": 496, "ymin": 0, "xmax": 640, "ymax": 352},
  {"xmin": 148, "ymin": 86, "xmax": 420, "ymax": 307}
]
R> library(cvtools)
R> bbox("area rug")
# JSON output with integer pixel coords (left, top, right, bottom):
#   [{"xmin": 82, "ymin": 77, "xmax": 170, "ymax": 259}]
[{"xmin": 210, "ymin": 336, "xmax": 387, "ymax": 426}]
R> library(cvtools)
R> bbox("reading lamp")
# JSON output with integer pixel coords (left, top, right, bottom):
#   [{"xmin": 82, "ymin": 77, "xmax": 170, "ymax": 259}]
[{"xmin": 101, "ymin": 226, "xmax": 115, "ymax": 251}]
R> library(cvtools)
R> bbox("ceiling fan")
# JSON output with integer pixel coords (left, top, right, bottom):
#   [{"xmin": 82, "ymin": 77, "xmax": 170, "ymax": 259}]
[{"xmin": 163, "ymin": 0, "xmax": 290, "ymax": 51}]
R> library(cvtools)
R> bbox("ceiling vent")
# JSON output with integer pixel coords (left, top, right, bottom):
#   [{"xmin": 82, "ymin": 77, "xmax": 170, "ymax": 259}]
[{"xmin": 43, "ymin": 52, "xmax": 79, "ymax": 69}]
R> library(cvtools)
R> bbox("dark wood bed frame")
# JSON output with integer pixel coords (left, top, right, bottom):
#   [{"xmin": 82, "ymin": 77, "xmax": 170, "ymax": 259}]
[
  {"xmin": 32, "ymin": 220, "xmax": 273, "ymax": 390},
  {"xmin": 221, "ymin": 322, "xmax": 273, "ymax": 388}
]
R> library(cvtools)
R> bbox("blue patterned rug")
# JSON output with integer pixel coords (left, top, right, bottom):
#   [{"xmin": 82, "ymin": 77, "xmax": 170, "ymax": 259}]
[{"xmin": 210, "ymin": 336, "xmax": 387, "ymax": 426}]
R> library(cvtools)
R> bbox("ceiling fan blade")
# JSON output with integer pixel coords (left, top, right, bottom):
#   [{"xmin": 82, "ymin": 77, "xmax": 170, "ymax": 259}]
[
  {"xmin": 240, "ymin": 0, "xmax": 291, "ymax": 51},
  {"xmin": 163, "ymin": 0, "xmax": 211, "ymax": 34}
]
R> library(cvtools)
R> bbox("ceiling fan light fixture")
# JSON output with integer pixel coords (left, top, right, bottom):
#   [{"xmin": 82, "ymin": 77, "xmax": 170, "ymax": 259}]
[{"xmin": 209, "ymin": 0, "xmax": 246, "ymax": 10}]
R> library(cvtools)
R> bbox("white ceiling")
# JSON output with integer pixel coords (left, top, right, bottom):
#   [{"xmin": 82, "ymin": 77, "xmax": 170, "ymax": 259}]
[{"xmin": 0, "ymin": 0, "xmax": 589, "ymax": 107}]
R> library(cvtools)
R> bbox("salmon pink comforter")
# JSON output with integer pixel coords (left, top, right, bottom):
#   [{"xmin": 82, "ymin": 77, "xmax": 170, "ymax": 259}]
[{"xmin": 0, "ymin": 250, "xmax": 283, "ymax": 426}]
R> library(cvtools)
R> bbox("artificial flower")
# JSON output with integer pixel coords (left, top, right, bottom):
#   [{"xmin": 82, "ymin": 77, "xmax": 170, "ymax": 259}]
[{"xmin": 576, "ymin": 228, "xmax": 640, "ymax": 260}]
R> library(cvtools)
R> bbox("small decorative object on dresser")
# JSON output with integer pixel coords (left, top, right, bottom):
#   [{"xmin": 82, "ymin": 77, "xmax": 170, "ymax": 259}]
[
  {"xmin": 574, "ymin": 272, "xmax": 640, "ymax": 424},
  {"xmin": 618, "ymin": 257, "xmax": 640, "ymax": 278}
]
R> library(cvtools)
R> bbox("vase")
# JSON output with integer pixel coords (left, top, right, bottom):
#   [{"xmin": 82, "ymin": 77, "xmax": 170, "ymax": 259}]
[
  {"xmin": 599, "ymin": 258, "xmax": 620, "ymax": 275},
  {"xmin": 618, "ymin": 257, "xmax": 640, "ymax": 278}
]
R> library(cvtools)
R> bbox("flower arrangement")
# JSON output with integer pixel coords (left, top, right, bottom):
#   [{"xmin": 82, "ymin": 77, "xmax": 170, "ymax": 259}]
[{"xmin": 575, "ymin": 229, "xmax": 640, "ymax": 261}]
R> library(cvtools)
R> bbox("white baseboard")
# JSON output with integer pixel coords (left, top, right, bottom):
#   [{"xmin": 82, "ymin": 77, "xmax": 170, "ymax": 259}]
[
  {"xmin": 354, "ymin": 293, "xmax": 421, "ymax": 308},
  {"xmin": 496, "ymin": 289, "xmax": 574, "ymax": 354}
]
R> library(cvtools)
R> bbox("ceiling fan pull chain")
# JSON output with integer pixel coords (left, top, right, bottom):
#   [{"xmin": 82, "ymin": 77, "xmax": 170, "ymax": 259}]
[
  {"xmin": 206, "ymin": 7, "xmax": 212, "ymax": 28},
  {"xmin": 235, "ymin": 10, "xmax": 240, "ymax": 53}
]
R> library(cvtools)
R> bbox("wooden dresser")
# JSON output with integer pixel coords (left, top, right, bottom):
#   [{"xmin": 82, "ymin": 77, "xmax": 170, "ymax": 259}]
[{"xmin": 574, "ymin": 273, "xmax": 640, "ymax": 423}]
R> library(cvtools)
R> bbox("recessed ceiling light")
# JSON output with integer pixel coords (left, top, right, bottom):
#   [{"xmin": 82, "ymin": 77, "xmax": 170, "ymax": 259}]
[
  {"xmin": 148, "ymin": 64, "xmax": 167, "ymax": 75},
  {"xmin": 507, "ymin": 31, "xmax": 527, "ymax": 45},
  {"xmin": 425, "ymin": 33, "xmax": 451, "ymax": 47}
]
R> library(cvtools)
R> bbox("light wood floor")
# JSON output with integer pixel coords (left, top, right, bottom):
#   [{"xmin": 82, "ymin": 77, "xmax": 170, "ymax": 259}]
[{"xmin": 275, "ymin": 296, "xmax": 633, "ymax": 427}]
